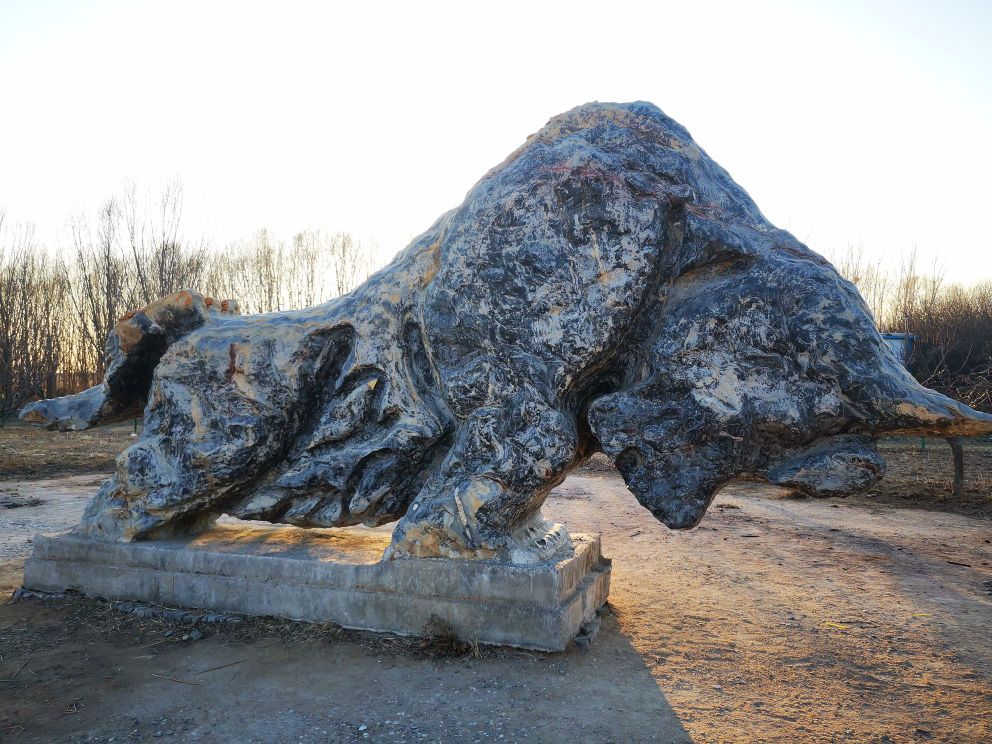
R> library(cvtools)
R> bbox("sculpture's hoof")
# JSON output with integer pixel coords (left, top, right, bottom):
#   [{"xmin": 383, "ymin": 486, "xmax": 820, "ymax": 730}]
[
  {"xmin": 388, "ymin": 509, "xmax": 574, "ymax": 564},
  {"xmin": 506, "ymin": 514, "xmax": 574, "ymax": 565}
]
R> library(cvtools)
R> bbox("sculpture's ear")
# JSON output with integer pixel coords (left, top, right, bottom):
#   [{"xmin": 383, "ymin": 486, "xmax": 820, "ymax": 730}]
[{"xmin": 764, "ymin": 435, "xmax": 884, "ymax": 497}]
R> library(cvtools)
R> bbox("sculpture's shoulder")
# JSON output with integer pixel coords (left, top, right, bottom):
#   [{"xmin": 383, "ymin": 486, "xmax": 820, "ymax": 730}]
[{"xmin": 415, "ymin": 102, "xmax": 776, "ymax": 402}]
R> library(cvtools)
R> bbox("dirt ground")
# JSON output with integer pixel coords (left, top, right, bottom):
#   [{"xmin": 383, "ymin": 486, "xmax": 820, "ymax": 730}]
[{"xmin": 1, "ymin": 428, "xmax": 991, "ymax": 743}]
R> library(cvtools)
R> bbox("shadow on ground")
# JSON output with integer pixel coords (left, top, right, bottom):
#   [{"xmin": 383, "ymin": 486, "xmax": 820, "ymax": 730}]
[{"xmin": 0, "ymin": 582, "xmax": 688, "ymax": 743}]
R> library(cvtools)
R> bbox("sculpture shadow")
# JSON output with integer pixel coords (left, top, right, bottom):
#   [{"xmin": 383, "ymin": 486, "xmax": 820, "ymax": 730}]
[
  {"xmin": 529, "ymin": 610, "xmax": 693, "ymax": 743},
  {"xmin": 205, "ymin": 609, "xmax": 693, "ymax": 743}
]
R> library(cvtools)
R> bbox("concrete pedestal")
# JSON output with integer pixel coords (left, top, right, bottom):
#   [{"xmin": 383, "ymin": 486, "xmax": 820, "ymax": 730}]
[{"xmin": 21, "ymin": 522, "xmax": 611, "ymax": 651}]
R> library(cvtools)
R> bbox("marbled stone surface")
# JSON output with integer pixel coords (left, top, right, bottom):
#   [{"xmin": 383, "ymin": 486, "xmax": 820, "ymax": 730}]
[{"xmin": 22, "ymin": 101, "xmax": 992, "ymax": 562}]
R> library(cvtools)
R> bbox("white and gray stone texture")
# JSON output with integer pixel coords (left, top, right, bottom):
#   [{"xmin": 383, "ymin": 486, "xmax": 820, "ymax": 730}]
[{"xmin": 19, "ymin": 102, "xmax": 992, "ymax": 645}]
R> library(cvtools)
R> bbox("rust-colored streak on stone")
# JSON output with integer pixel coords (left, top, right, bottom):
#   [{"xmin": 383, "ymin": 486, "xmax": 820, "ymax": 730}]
[{"xmin": 226, "ymin": 344, "xmax": 239, "ymax": 381}]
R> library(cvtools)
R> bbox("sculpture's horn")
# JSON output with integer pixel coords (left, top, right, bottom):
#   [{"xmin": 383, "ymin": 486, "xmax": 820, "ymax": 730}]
[{"xmin": 873, "ymin": 375, "xmax": 992, "ymax": 437}]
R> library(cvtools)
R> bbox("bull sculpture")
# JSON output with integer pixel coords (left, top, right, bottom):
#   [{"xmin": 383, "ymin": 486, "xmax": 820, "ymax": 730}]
[{"xmin": 22, "ymin": 102, "xmax": 992, "ymax": 563}]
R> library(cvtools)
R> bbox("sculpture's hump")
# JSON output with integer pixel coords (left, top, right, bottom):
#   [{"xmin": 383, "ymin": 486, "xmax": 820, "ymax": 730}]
[
  {"xmin": 535, "ymin": 100, "xmax": 688, "ymax": 141},
  {"xmin": 488, "ymin": 100, "xmax": 699, "ymax": 181}
]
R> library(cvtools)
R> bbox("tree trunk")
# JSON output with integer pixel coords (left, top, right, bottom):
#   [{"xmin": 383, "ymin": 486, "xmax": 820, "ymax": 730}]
[{"xmin": 946, "ymin": 437, "xmax": 965, "ymax": 498}]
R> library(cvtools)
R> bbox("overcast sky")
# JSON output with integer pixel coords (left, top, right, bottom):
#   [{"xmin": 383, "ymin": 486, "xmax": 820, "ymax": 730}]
[{"xmin": 1, "ymin": 0, "xmax": 990, "ymax": 283}]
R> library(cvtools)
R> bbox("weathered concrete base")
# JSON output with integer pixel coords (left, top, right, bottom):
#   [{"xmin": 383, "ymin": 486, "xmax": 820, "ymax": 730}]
[{"xmin": 22, "ymin": 522, "xmax": 611, "ymax": 651}]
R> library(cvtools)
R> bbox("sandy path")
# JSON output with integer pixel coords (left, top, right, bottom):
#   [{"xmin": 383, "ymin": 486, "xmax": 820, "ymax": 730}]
[
  {"xmin": 556, "ymin": 475, "xmax": 992, "ymax": 742},
  {"xmin": 1, "ymin": 473, "xmax": 991, "ymax": 742},
  {"xmin": 0, "ymin": 475, "xmax": 105, "ymax": 560}
]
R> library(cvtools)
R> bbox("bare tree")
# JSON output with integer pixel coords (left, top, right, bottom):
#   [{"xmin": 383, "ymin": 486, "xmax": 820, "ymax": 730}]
[
  {"xmin": 205, "ymin": 228, "xmax": 376, "ymax": 314},
  {"xmin": 832, "ymin": 243, "xmax": 890, "ymax": 325},
  {"xmin": 65, "ymin": 199, "xmax": 135, "ymax": 377},
  {"xmin": 288, "ymin": 229, "xmax": 332, "ymax": 309},
  {"xmin": 122, "ymin": 179, "xmax": 207, "ymax": 304},
  {"xmin": 62, "ymin": 181, "xmax": 208, "ymax": 379},
  {"xmin": 329, "ymin": 231, "xmax": 373, "ymax": 297},
  {"xmin": 0, "ymin": 213, "xmax": 69, "ymax": 417},
  {"xmin": 205, "ymin": 229, "xmax": 286, "ymax": 314},
  {"xmin": 834, "ymin": 244, "xmax": 992, "ymax": 498},
  {"xmin": 3, "ymin": 189, "xmax": 380, "ymax": 414}
]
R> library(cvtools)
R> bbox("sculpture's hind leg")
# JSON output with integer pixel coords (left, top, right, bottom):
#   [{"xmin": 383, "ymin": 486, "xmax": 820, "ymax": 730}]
[
  {"xmin": 20, "ymin": 290, "xmax": 237, "ymax": 431},
  {"xmin": 79, "ymin": 317, "xmax": 348, "ymax": 541},
  {"xmin": 388, "ymin": 387, "xmax": 577, "ymax": 562}
]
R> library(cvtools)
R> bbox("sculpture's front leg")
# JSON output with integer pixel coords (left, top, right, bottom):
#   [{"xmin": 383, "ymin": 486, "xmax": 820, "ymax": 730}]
[{"xmin": 388, "ymin": 388, "xmax": 577, "ymax": 563}]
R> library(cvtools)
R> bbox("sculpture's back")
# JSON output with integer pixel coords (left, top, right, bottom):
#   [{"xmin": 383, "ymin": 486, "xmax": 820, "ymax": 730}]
[{"xmin": 22, "ymin": 101, "xmax": 992, "ymax": 563}]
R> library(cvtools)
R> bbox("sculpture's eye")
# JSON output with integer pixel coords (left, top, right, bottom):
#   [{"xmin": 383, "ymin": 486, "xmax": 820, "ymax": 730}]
[{"xmin": 615, "ymin": 447, "xmax": 645, "ymax": 474}]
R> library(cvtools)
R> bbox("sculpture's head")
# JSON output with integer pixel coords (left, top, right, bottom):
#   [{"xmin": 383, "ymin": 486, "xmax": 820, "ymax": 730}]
[
  {"xmin": 589, "ymin": 239, "xmax": 992, "ymax": 528},
  {"xmin": 577, "ymin": 102, "xmax": 992, "ymax": 527}
]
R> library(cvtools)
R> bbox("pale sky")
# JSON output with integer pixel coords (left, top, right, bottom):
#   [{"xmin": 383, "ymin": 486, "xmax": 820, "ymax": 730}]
[{"xmin": 1, "ymin": 0, "xmax": 990, "ymax": 283}]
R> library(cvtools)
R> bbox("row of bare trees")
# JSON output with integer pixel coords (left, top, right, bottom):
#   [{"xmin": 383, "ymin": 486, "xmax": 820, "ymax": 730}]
[
  {"xmin": 0, "ymin": 183, "xmax": 376, "ymax": 417},
  {"xmin": 0, "ymin": 217, "xmax": 70, "ymax": 416},
  {"xmin": 834, "ymin": 246, "xmax": 992, "ymax": 413},
  {"xmin": 205, "ymin": 228, "xmax": 371, "ymax": 314},
  {"xmin": 4, "ymin": 188, "xmax": 990, "ymax": 422}
]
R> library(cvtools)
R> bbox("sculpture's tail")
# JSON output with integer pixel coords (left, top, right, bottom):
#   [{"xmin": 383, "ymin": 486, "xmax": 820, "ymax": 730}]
[{"xmin": 19, "ymin": 290, "xmax": 238, "ymax": 431}]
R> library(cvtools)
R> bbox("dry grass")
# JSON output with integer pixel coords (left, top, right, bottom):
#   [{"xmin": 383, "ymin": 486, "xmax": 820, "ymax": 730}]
[
  {"xmin": 866, "ymin": 437, "xmax": 992, "ymax": 519},
  {"xmin": 0, "ymin": 422, "xmax": 135, "ymax": 479},
  {"xmin": 0, "ymin": 591, "xmax": 507, "ymax": 670},
  {"xmin": 577, "ymin": 438, "xmax": 992, "ymax": 519}
]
